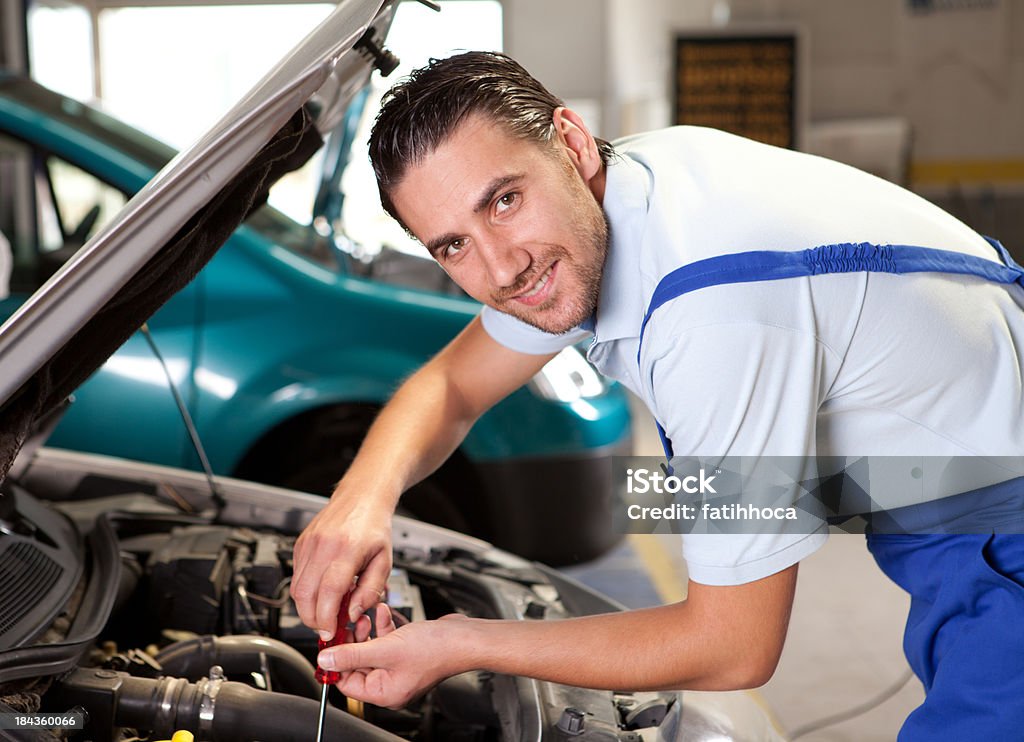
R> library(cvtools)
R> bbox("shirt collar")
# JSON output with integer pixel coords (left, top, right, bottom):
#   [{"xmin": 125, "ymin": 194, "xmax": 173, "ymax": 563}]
[{"xmin": 589, "ymin": 153, "xmax": 651, "ymax": 343}]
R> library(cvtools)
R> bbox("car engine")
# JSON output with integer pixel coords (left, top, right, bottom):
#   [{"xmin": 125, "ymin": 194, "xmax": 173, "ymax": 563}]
[{"xmin": 0, "ymin": 468, "xmax": 685, "ymax": 742}]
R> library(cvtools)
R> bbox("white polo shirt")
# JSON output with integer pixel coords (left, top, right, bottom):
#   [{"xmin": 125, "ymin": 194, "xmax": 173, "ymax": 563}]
[{"xmin": 482, "ymin": 126, "xmax": 1024, "ymax": 585}]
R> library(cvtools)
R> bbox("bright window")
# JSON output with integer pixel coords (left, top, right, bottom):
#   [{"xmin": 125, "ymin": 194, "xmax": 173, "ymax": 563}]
[
  {"xmin": 28, "ymin": 3, "xmax": 94, "ymax": 102},
  {"xmin": 95, "ymin": 4, "xmax": 335, "ymax": 149},
  {"xmin": 341, "ymin": 1, "xmax": 503, "ymax": 258},
  {"xmin": 28, "ymin": 1, "xmax": 502, "ymax": 253}
]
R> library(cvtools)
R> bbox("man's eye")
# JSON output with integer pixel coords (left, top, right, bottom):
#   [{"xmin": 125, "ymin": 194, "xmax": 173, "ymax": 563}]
[
  {"xmin": 443, "ymin": 239, "xmax": 465, "ymax": 259},
  {"xmin": 495, "ymin": 192, "xmax": 518, "ymax": 214}
]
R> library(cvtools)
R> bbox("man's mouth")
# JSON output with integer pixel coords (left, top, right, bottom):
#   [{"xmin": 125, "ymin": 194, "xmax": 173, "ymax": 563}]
[{"xmin": 513, "ymin": 263, "xmax": 557, "ymax": 307}]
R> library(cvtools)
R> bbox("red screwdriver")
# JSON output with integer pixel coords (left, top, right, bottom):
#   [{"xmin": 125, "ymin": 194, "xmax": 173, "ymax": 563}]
[{"xmin": 314, "ymin": 592, "xmax": 352, "ymax": 742}]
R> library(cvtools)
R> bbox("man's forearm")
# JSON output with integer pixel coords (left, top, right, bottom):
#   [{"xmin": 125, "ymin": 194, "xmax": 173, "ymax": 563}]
[
  {"xmin": 322, "ymin": 567, "xmax": 799, "ymax": 705},
  {"xmin": 452, "ymin": 595, "xmax": 783, "ymax": 691},
  {"xmin": 292, "ymin": 318, "xmax": 556, "ymax": 634},
  {"xmin": 333, "ymin": 316, "xmax": 556, "ymax": 508},
  {"xmin": 339, "ymin": 362, "xmax": 478, "ymax": 508}
]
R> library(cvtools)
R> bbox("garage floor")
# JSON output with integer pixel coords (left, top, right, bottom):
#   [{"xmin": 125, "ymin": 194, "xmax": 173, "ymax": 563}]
[{"xmin": 559, "ymin": 394, "xmax": 926, "ymax": 741}]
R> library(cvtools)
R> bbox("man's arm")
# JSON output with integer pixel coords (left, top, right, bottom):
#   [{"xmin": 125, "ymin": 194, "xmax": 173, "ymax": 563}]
[
  {"xmin": 322, "ymin": 565, "xmax": 799, "ymax": 709},
  {"xmin": 291, "ymin": 316, "xmax": 556, "ymax": 638}
]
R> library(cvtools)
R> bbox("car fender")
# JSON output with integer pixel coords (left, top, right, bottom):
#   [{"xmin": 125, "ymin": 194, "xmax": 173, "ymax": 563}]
[{"xmin": 195, "ymin": 346, "xmax": 417, "ymax": 472}]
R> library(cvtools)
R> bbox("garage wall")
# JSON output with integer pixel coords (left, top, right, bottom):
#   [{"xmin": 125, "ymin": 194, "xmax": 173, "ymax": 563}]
[
  {"xmin": 666, "ymin": 0, "xmax": 1024, "ymax": 252},
  {"xmin": 502, "ymin": 0, "xmax": 610, "ymax": 133},
  {"xmin": 679, "ymin": 1, "xmax": 1024, "ymax": 173},
  {"xmin": 502, "ymin": 0, "xmax": 672, "ymax": 141}
]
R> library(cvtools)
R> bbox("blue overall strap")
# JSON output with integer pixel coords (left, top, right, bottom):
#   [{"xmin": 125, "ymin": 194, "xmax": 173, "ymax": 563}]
[{"xmin": 642, "ymin": 238, "xmax": 1024, "ymax": 461}]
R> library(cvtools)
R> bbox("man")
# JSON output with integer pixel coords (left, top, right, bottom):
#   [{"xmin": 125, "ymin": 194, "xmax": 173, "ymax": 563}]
[{"xmin": 291, "ymin": 52, "xmax": 1024, "ymax": 739}]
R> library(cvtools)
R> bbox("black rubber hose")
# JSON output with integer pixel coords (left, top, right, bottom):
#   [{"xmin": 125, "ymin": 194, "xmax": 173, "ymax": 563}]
[
  {"xmin": 113, "ymin": 675, "xmax": 403, "ymax": 742},
  {"xmin": 114, "ymin": 555, "xmax": 142, "ymax": 615},
  {"xmin": 155, "ymin": 635, "xmax": 320, "ymax": 700}
]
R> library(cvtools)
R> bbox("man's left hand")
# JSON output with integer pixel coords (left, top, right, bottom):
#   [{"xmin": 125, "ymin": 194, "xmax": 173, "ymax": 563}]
[{"xmin": 321, "ymin": 604, "xmax": 471, "ymax": 709}]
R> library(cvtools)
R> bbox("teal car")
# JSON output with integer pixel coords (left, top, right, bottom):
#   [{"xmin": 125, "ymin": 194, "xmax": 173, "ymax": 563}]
[{"xmin": 0, "ymin": 73, "xmax": 631, "ymax": 564}]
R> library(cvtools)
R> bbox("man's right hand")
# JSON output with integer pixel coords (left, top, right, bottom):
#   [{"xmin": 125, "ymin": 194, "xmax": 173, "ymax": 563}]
[
  {"xmin": 289, "ymin": 318, "xmax": 558, "ymax": 640},
  {"xmin": 291, "ymin": 487, "xmax": 395, "ymax": 641}
]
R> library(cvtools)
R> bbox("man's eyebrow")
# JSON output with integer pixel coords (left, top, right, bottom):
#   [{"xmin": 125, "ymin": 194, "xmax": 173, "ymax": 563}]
[
  {"xmin": 425, "ymin": 232, "xmax": 461, "ymax": 258},
  {"xmin": 424, "ymin": 174, "xmax": 526, "ymax": 258},
  {"xmin": 473, "ymin": 174, "xmax": 524, "ymax": 214}
]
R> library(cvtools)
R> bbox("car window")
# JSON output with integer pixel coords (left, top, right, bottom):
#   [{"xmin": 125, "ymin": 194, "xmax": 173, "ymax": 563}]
[
  {"xmin": 0, "ymin": 132, "xmax": 126, "ymax": 292},
  {"xmin": 47, "ymin": 157, "xmax": 126, "ymax": 251}
]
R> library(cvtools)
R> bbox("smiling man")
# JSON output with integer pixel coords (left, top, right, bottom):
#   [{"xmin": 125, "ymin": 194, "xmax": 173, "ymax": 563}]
[
  {"xmin": 291, "ymin": 52, "xmax": 1024, "ymax": 740},
  {"xmin": 385, "ymin": 109, "xmax": 609, "ymax": 335}
]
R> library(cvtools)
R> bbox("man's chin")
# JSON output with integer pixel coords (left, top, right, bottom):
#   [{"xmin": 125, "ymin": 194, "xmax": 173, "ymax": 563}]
[
  {"xmin": 524, "ymin": 319, "xmax": 580, "ymax": 335},
  {"xmin": 503, "ymin": 303, "xmax": 588, "ymax": 335}
]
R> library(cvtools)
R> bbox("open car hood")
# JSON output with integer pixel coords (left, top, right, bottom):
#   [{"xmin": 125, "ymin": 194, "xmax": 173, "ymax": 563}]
[{"xmin": 0, "ymin": 0, "xmax": 397, "ymax": 483}]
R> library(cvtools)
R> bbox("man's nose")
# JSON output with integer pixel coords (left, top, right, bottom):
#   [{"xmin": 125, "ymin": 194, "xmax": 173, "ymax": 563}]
[{"xmin": 479, "ymin": 237, "xmax": 531, "ymax": 288}]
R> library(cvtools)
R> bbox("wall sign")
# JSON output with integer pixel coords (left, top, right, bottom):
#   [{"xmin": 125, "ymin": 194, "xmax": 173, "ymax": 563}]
[{"xmin": 673, "ymin": 30, "xmax": 799, "ymax": 149}]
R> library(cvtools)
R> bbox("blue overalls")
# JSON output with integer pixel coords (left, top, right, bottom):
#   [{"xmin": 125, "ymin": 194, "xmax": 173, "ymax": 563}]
[{"xmin": 638, "ymin": 238, "xmax": 1024, "ymax": 741}]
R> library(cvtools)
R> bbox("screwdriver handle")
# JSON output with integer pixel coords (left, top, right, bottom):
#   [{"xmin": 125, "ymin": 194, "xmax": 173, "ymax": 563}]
[{"xmin": 315, "ymin": 591, "xmax": 352, "ymax": 685}]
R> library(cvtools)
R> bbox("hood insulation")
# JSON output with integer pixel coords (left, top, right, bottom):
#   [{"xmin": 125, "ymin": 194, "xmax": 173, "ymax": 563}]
[{"xmin": 0, "ymin": 108, "xmax": 322, "ymax": 484}]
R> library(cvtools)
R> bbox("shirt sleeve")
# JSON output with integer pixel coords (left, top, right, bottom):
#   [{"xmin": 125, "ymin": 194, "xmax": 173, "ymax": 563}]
[
  {"xmin": 480, "ymin": 305, "xmax": 591, "ymax": 355},
  {"xmin": 643, "ymin": 317, "xmax": 834, "ymax": 585}
]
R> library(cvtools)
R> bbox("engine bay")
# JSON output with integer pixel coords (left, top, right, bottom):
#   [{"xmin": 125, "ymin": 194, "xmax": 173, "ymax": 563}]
[{"xmin": 0, "ymin": 470, "xmax": 675, "ymax": 742}]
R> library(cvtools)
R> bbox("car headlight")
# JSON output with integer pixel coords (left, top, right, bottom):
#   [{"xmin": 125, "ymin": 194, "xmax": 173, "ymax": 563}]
[{"xmin": 529, "ymin": 347, "xmax": 605, "ymax": 402}]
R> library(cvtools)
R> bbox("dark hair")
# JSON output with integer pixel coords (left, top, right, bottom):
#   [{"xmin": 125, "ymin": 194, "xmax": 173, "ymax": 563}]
[{"xmin": 368, "ymin": 51, "xmax": 614, "ymax": 226}]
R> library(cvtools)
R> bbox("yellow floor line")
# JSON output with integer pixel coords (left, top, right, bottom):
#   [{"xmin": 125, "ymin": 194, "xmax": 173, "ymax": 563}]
[
  {"xmin": 911, "ymin": 158, "xmax": 1024, "ymax": 185},
  {"xmin": 748, "ymin": 689, "xmax": 790, "ymax": 739},
  {"xmin": 628, "ymin": 534, "xmax": 687, "ymax": 603}
]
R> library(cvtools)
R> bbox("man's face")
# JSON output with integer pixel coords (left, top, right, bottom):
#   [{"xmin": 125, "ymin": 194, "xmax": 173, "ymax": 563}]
[{"xmin": 389, "ymin": 114, "xmax": 608, "ymax": 334}]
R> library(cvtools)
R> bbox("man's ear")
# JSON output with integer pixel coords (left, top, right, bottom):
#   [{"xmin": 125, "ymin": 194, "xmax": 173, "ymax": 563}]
[{"xmin": 552, "ymin": 107, "xmax": 603, "ymax": 183}]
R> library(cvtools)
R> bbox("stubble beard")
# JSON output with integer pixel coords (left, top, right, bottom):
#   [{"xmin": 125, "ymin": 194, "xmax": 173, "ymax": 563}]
[{"xmin": 495, "ymin": 204, "xmax": 609, "ymax": 335}]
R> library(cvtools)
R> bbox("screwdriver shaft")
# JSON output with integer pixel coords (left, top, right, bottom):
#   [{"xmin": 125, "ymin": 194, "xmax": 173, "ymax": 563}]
[
  {"xmin": 315, "ymin": 685, "xmax": 328, "ymax": 742},
  {"xmin": 315, "ymin": 592, "xmax": 352, "ymax": 741}
]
